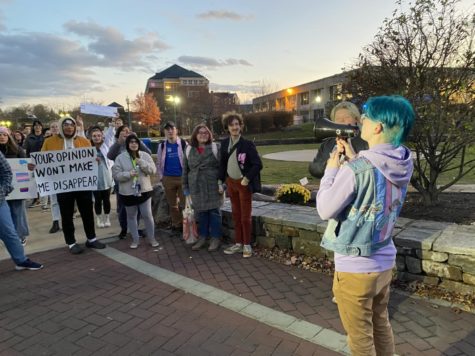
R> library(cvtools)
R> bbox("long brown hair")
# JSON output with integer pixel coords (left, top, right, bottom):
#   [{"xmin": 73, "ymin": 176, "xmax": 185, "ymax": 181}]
[
  {"xmin": 190, "ymin": 124, "xmax": 213, "ymax": 147},
  {"xmin": 0, "ymin": 130, "xmax": 21, "ymax": 156}
]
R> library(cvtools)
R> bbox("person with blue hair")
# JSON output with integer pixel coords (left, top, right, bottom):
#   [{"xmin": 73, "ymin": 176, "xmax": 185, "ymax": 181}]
[{"xmin": 317, "ymin": 95, "xmax": 415, "ymax": 355}]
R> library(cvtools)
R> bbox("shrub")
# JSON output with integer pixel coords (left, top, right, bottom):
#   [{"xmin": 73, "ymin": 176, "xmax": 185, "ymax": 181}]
[
  {"xmin": 273, "ymin": 111, "xmax": 293, "ymax": 128},
  {"xmin": 275, "ymin": 184, "xmax": 311, "ymax": 205}
]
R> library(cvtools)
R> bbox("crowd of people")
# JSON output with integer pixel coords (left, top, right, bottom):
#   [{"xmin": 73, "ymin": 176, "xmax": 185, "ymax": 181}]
[
  {"xmin": 1, "ymin": 96, "xmax": 416, "ymax": 355},
  {"xmin": 1, "ymin": 110, "xmax": 264, "ymax": 259}
]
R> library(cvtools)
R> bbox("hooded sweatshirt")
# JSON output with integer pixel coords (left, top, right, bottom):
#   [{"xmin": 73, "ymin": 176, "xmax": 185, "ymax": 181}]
[
  {"xmin": 42, "ymin": 117, "xmax": 91, "ymax": 151},
  {"xmin": 317, "ymin": 143, "xmax": 413, "ymax": 273}
]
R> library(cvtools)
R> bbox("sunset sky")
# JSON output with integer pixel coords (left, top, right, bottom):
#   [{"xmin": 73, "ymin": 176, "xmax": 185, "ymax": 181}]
[{"xmin": 0, "ymin": 0, "xmax": 473, "ymax": 110}]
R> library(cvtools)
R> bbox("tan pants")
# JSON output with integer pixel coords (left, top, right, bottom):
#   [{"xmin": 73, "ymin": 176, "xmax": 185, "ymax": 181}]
[
  {"xmin": 162, "ymin": 176, "xmax": 185, "ymax": 228},
  {"xmin": 333, "ymin": 269, "xmax": 395, "ymax": 356}
]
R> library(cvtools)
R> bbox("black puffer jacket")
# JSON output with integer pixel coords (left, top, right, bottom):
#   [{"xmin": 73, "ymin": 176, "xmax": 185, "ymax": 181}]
[{"xmin": 308, "ymin": 135, "xmax": 368, "ymax": 179}]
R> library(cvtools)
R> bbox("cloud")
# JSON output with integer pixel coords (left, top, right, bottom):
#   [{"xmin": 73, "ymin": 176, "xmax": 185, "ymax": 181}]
[
  {"xmin": 0, "ymin": 21, "xmax": 170, "ymax": 103},
  {"xmin": 178, "ymin": 55, "xmax": 252, "ymax": 69},
  {"xmin": 64, "ymin": 20, "xmax": 170, "ymax": 67},
  {"xmin": 196, "ymin": 10, "xmax": 252, "ymax": 21}
]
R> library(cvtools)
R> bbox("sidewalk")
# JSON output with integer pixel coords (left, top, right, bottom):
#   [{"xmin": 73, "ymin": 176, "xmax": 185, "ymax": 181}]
[{"xmin": 1, "ymin": 200, "xmax": 475, "ymax": 355}]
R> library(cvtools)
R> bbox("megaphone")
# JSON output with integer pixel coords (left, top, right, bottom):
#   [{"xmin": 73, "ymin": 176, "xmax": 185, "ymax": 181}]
[{"xmin": 313, "ymin": 117, "xmax": 360, "ymax": 143}]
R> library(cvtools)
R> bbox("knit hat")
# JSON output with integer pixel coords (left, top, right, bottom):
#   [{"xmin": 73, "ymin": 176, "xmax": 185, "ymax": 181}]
[{"xmin": 0, "ymin": 126, "xmax": 10, "ymax": 135}]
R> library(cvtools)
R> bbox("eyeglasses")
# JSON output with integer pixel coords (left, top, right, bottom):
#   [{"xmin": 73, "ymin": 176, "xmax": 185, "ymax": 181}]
[{"xmin": 63, "ymin": 123, "xmax": 75, "ymax": 127}]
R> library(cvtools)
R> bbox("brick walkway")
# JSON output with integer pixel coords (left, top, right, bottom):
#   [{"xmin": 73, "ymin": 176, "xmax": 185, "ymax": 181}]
[{"xmin": 1, "ymin": 228, "xmax": 475, "ymax": 355}]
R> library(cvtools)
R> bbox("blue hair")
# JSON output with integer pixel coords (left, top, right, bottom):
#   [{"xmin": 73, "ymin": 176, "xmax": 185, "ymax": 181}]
[{"xmin": 363, "ymin": 96, "xmax": 415, "ymax": 146}]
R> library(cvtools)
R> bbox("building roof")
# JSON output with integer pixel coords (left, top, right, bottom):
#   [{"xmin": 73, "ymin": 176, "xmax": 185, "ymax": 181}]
[
  {"xmin": 149, "ymin": 64, "xmax": 205, "ymax": 80},
  {"xmin": 108, "ymin": 102, "xmax": 124, "ymax": 108}
]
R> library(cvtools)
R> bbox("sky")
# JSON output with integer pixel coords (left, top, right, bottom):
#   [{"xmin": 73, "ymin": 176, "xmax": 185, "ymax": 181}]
[{"xmin": 0, "ymin": 0, "xmax": 473, "ymax": 111}]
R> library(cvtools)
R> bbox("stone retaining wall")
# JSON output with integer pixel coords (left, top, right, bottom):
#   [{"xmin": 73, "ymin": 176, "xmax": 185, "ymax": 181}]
[{"xmin": 221, "ymin": 200, "xmax": 475, "ymax": 295}]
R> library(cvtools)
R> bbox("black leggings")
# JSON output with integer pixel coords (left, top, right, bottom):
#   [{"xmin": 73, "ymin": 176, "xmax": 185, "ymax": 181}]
[{"xmin": 93, "ymin": 189, "xmax": 111, "ymax": 215}]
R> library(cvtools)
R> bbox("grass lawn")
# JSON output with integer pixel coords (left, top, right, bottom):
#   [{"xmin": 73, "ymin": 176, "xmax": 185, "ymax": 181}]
[
  {"xmin": 257, "ymin": 143, "xmax": 320, "ymax": 185},
  {"xmin": 258, "ymin": 143, "xmax": 475, "ymax": 186}
]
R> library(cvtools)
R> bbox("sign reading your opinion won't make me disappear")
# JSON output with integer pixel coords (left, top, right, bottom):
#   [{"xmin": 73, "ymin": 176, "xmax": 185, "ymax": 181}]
[{"xmin": 30, "ymin": 147, "xmax": 98, "ymax": 196}]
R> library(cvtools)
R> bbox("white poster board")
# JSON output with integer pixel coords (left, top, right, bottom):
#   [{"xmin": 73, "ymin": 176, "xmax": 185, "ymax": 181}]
[
  {"xmin": 6, "ymin": 158, "xmax": 38, "ymax": 200},
  {"xmin": 30, "ymin": 148, "xmax": 98, "ymax": 196},
  {"xmin": 80, "ymin": 103, "xmax": 118, "ymax": 117}
]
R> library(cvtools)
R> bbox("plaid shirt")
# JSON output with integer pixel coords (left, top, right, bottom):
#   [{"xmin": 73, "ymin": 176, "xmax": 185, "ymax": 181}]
[{"xmin": 0, "ymin": 151, "xmax": 13, "ymax": 204}]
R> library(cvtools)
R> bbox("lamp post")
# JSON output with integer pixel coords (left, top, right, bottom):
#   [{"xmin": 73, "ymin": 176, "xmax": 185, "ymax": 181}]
[
  {"xmin": 167, "ymin": 95, "xmax": 181, "ymax": 128},
  {"xmin": 126, "ymin": 96, "xmax": 131, "ymax": 127}
]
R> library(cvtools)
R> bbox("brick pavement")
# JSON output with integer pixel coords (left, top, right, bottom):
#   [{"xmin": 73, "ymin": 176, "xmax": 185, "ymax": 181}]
[
  {"xmin": 0, "ymin": 245, "xmax": 338, "ymax": 355},
  {"xmin": 1, "ymin": 226, "xmax": 475, "ymax": 355}
]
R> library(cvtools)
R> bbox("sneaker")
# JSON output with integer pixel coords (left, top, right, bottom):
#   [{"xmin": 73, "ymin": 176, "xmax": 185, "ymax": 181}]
[
  {"xmin": 224, "ymin": 244, "xmax": 243, "ymax": 255},
  {"xmin": 20, "ymin": 238, "xmax": 27, "ymax": 246},
  {"xmin": 192, "ymin": 238, "xmax": 207, "ymax": 251},
  {"xmin": 103, "ymin": 214, "xmax": 111, "ymax": 227},
  {"xmin": 331, "ymin": 296, "xmax": 337, "ymax": 304},
  {"xmin": 148, "ymin": 238, "xmax": 159, "ymax": 248},
  {"xmin": 69, "ymin": 244, "xmax": 84, "ymax": 255},
  {"xmin": 85, "ymin": 240, "xmax": 106, "ymax": 249},
  {"xmin": 96, "ymin": 215, "xmax": 104, "ymax": 228},
  {"xmin": 49, "ymin": 220, "xmax": 60, "ymax": 234},
  {"xmin": 15, "ymin": 258, "xmax": 43, "ymax": 271},
  {"xmin": 208, "ymin": 239, "xmax": 221, "ymax": 252},
  {"xmin": 243, "ymin": 245, "xmax": 252, "ymax": 258},
  {"xmin": 130, "ymin": 241, "xmax": 139, "ymax": 249},
  {"xmin": 118, "ymin": 230, "xmax": 127, "ymax": 239}
]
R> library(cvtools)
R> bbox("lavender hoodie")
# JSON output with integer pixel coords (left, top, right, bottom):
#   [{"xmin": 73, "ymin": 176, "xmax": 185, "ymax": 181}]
[{"xmin": 317, "ymin": 143, "xmax": 413, "ymax": 273}]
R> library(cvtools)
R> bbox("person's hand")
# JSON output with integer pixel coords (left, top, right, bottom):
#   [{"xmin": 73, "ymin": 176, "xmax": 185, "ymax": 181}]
[
  {"xmin": 130, "ymin": 169, "xmax": 138, "ymax": 177},
  {"xmin": 326, "ymin": 150, "xmax": 341, "ymax": 169},
  {"xmin": 218, "ymin": 184, "xmax": 224, "ymax": 194},
  {"xmin": 27, "ymin": 163, "xmax": 36, "ymax": 171},
  {"xmin": 241, "ymin": 177, "xmax": 249, "ymax": 186},
  {"xmin": 336, "ymin": 138, "xmax": 356, "ymax": 160},
  {"xmin": 96, "ymin": 157, "xmax": 101, "ymax": 164}
]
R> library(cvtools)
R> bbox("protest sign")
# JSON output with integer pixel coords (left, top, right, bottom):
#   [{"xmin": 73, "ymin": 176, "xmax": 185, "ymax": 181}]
[
  {"xmin": 6, "ymin": 158, "xmax": 38, "ymax": 200},
  {"xmin": 80, "ymin": 103, "xmax": 118, "ymax": 117},
  {"xmin": 30, "ymin": 148, "xmax": 98, "ymax": 196}
]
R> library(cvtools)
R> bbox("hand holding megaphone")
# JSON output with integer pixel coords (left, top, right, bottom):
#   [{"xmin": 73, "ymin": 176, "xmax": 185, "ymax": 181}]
[{"xmin": 313, "ymin": 118, "xmax": 360, "ymax": 143}]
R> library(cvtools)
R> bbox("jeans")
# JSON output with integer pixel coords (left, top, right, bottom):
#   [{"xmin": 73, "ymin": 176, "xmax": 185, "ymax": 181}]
[
  {"xmin": 7, "ymin": 199, "xmax": 29, "ymax": 240},
  {"xmin": 0, "ymin": 200, "xmax": 27, "ymax": 265},
  {"xmin": 125, "ymin": 198, "xmax": 154, "ymax": 242},
  {"xmin": 93, "ymin": 188, "xmax": 111, "ymax": 215},
  {"xmin": 57, "ymin": 191, "xmax": 96, "ymax": 245},
  {"xmin": 333, "ymin": 269, "xmax": 394, "ymax": 356},
  {"xmin": 197, "ymin": 208, "xmax": 222, "ymax": 240},
  {"xmin": 50, "ymin": 194, "xmax": 61, "ymax": 221},
  {"xmin": 226, "ymin": 177, "xmax": 253, "ymax": 245},
  {"xmin": 115, "ymin": 183, "xmax": 127, "ymax": 231}
]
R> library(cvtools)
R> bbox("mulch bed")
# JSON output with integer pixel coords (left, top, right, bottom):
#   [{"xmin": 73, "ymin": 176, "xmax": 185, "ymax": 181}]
[{"xmin": 400, "ymin": 192, "xmax": 475, "ymax": 225}]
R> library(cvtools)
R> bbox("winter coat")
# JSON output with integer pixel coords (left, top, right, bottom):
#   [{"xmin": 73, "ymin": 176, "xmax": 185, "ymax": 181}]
[
  {"xmin": 112, "ymin": 150, "xmax": 156, "ymax": 196},
  {"xmin": 23, "ymin": 133, "xmax": 44, "ymax": 157},
  {"xmin": 182, "ymin": 144, "xmax": 222, "ymax": 212},
  {"xmin": 219, "ymin": 136, "xmax": 262, "ymax": 193}
]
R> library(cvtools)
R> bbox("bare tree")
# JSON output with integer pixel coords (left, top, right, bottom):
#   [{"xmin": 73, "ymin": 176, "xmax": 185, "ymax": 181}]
[{"xmin": 343, "ymin": 0, "xmax": 475, "ymax": 206}]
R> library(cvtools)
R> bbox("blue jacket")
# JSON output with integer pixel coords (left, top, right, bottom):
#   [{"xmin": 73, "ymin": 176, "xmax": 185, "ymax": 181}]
[{"xmin": 320, "ymin": 156, "xmax": 409, "ymax": 257}]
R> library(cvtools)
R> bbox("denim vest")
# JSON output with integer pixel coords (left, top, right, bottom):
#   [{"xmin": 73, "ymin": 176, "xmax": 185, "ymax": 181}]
[{"xmin": 320, "ymin": 157, "xmax": 407, "ymax": 257}]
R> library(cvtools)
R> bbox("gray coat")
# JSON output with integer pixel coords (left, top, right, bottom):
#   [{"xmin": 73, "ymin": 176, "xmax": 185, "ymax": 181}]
[
  {"xmin": 112, "ymin": 150, "xmax": 156, "ymax": 196},
  {"xmin": 182, "ymin": 144, "xmax": 221, "ymax": 212}
]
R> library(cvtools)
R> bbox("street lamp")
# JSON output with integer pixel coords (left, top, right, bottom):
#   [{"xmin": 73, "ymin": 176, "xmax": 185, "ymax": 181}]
[
  {"xmin": 126, "ymin": 96, "xmax": 131, "ymax": 127},
  {"xmin": 315, "ymin": 96, "xmax": 322, "ymax": 103},
  {"xmin": 166, "ymin": 95, "xmax": 181, "ymax": 127},
  {"xmin": 0, "ymin": 120, "xmax": 12, "ymax": 128}
]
